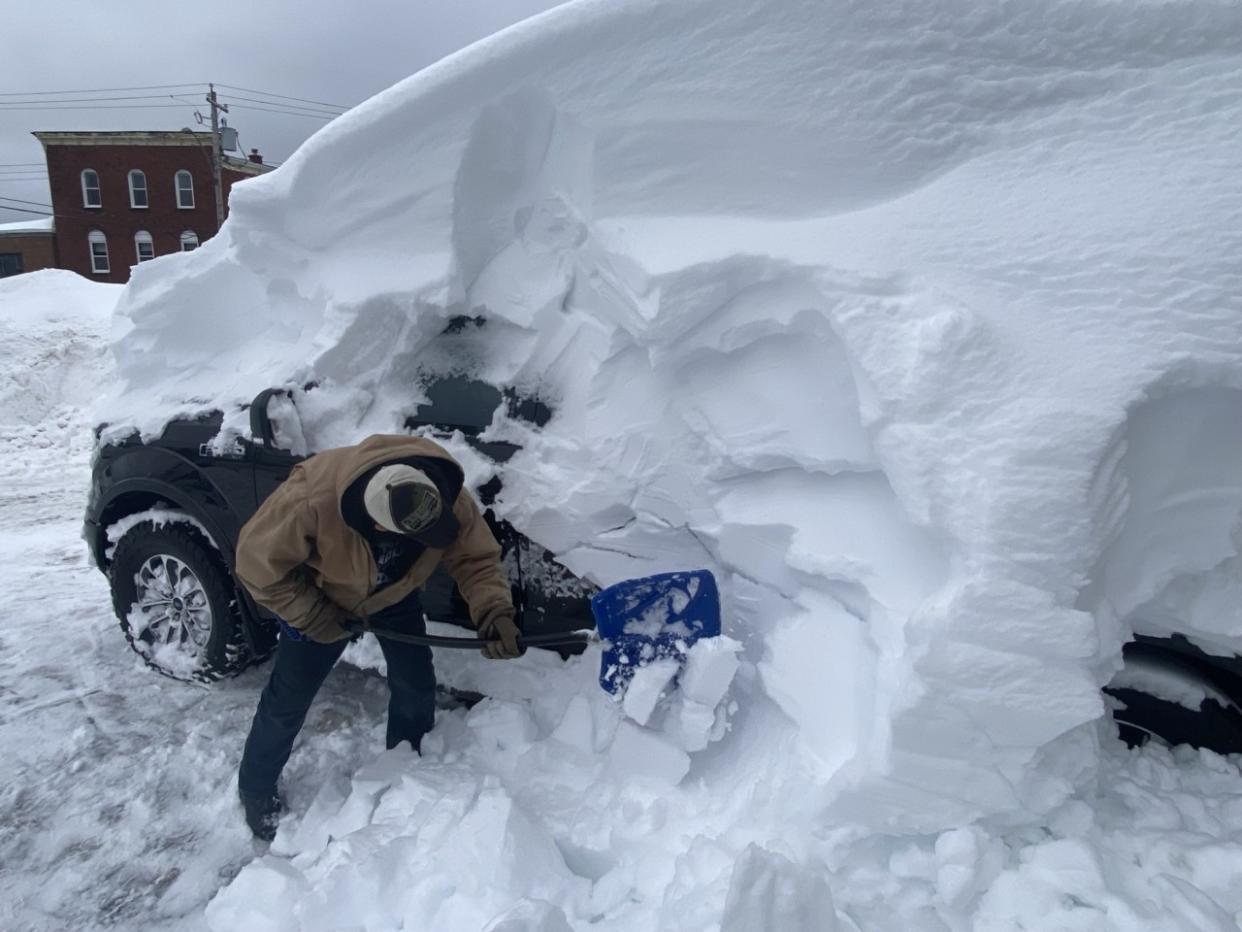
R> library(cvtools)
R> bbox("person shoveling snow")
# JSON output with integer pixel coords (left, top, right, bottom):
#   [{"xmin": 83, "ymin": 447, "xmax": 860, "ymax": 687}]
[{"xmin": 234, "ymin": 433, "xmax": 522, "ymax": 841}]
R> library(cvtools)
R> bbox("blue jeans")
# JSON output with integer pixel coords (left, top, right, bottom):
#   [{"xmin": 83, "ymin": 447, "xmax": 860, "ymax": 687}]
[{"xmin": 238, "ymin": 590, "xmax": 435, "ymax": 798}]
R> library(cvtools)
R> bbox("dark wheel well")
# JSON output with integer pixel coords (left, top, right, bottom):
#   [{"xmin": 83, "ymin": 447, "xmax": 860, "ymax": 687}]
[
  {"xmin": 96, "ymin": 492, "xmax": 170, "ymax": 569},
  {"xmin": 1107, "ymin": 643, "xmax": 1242, "ymax": 755}
]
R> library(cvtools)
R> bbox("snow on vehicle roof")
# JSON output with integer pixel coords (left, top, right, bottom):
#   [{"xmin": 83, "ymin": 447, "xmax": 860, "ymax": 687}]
[{"xmin": 95, "ymin": 0, "xmax": 1242, "ymax": 921}]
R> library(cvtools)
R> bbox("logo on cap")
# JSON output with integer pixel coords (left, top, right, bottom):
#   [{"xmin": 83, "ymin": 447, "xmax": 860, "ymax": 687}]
[{"xmin": 390, "ymin": 481, "xmax": 442, "ymax": 535}]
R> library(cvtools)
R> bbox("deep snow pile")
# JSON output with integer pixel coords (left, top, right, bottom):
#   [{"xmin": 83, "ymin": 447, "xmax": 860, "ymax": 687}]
[
  {"xmin": 0, "ymin": 270, "xmax": 119, "ymax": 426},
  {"xmin": 90, "ymin": 0, "xmax": 1242, "ymax": 927}
]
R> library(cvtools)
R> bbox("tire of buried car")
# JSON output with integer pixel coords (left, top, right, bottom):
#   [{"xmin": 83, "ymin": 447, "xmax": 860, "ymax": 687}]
[{"xmin": 109, "ymin": 519, "xmax": 250, "ymax": 681}]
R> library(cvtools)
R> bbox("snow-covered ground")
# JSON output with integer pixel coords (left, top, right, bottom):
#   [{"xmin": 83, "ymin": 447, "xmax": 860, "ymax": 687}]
[
  {"xmin": 0, "ymin": 273, "xmax": 410, "ymax": 928},
  {"xmin": 4, "ymin": 0, "xmax": 1242, "ymax": 926}
]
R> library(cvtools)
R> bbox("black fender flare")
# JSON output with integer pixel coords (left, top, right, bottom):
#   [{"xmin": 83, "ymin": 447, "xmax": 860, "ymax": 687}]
[{"xmin": 91, "ymin": 474, "xmax": 237, "ymax": 569}]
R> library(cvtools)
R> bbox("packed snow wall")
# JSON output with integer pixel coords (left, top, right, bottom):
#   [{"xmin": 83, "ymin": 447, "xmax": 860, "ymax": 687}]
[{"xmin": 100, "ymin": 0, "xmax": 1242, "ymax": 831}]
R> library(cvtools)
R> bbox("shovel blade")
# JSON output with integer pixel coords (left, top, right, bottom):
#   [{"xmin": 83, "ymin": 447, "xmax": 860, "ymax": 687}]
[{"xmin": 590, "ymin": 569, "xmax": 721, "ymax": 695}]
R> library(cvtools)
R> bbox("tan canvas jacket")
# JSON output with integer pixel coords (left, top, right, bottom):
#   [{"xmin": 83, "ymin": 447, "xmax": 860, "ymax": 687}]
[{"xmin": 235, "ymin": 434, "xmax": 512, "ymax": 643}]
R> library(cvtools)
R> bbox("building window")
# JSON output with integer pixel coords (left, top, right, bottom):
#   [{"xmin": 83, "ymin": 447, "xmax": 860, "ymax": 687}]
[
  {"xmin": 180, "ymin": 231, "xmax": 199, "ymax": 252},
  {"xmin": 175, "ymin": 170, "xmax": 195, "ymax": 209},
  {"xmin": 0, "ymin": 253, "xmax": 24, "ymax": 278},
  {"xmin": 129, "ymin": 170, "xmax": 149, "ymax": 208},
  {"xmin": 81, "ymin": 169, "xmax": 101, "ymax": 208},
  {"xmin": 135, "ymin": 231, "xmax": 155, "ymax": 263},
  {"xmin": 88, "ymin": 230, "xmax": 110, "ymax": 274}
]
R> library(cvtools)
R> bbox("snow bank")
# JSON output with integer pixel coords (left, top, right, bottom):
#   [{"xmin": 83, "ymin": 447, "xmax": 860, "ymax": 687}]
[
  {"xmin": 0, "ymin": 270, "xmax": 120, "ymax": 425},
  {"xmin": 89, "ymin": 0, "xmax": 1242, "ymax": 924}
]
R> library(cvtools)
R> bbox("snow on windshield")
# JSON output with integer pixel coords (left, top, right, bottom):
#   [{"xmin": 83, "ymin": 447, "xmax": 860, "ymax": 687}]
[{"xmin": 88, "ymin": 0, "xmax": 1242, "ymax": 926}]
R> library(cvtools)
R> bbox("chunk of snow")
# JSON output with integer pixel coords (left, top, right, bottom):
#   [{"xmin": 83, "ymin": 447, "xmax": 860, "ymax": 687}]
[
  {"xmin": 483, "ymin": 899, "xmax": 574, "ymax": 932},
  {"xmin": 759, "ymin": 593, "xmax": 876, "ymax": 776},
  {"xmin": 720, "ymin": 844, "xmax": 839, "ymax": 932},
  {"xmin": 205, "ymin": 856, "xmax": 310, "ymax": 932},
  {"xmin": 608, "ymin": 721, "xmax": 691, "ymax": 785},
  {"xmin": 621, "ymin": 658, "xmax": 679, "ymax": 726},
  {"xmin": 549, "ymin": 694, "xmax": 596, "ymax": 752},
  {"xmin": 678, "ymin": 636, "xmax": 741, "ymax": 708}
]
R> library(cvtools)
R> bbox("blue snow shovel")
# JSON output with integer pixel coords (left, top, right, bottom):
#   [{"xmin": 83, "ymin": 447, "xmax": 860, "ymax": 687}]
[
  {"xmin": 590, "ymin": 569, "xmax": 721, "ymax": 694},
  {"xmin": 361, "ymin": 569, "xmax": 721, "ymax": 695}
]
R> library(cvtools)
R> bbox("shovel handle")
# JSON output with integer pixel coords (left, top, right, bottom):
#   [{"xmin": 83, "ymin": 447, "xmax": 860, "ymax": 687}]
[{"xmin": 349, "ymin": 622, "xmax": 594, "ymax": 650}]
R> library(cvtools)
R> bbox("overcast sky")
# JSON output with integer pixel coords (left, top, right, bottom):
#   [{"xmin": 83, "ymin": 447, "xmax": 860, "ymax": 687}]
[{"xmin": 0, "ymin": 0, "xmax": 565, "ymax": 224}]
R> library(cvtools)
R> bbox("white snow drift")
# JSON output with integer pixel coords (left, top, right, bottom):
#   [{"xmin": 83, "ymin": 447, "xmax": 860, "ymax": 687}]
[
  {"xmin": 88, "ymin": 0, "xmax": 1242, "ymax": 927},
  {"xmin": 0, "ymin": 270, "xmax": 119, "ymax": 426}
]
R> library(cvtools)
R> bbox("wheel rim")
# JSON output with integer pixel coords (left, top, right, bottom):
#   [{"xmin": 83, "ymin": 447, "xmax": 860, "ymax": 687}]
[{"xmin": 134, "ymin": 553, "xmax": 214, "ymax": 656}]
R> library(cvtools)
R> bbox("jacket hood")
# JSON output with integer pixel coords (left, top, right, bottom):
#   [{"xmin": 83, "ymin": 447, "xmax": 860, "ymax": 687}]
[{"xmin": 331, "ymin": 434, "xmax": 466, "ymax": 505}]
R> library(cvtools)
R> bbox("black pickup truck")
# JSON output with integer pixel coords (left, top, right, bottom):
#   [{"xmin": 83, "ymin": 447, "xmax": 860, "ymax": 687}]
[{"xmin": 85, "ymin": 372, "xmax": 594, "ymax": 682}]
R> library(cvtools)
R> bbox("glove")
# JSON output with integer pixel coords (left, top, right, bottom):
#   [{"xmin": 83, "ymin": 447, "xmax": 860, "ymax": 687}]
[{"xmin": 477, "ymin": 609, "xmax": 522, "ymax": 660}]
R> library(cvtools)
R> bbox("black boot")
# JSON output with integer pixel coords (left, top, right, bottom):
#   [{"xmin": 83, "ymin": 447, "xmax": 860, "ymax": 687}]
[{"xmin": 239, "ymin": 788, "xmax": 283, "ymax": 842}]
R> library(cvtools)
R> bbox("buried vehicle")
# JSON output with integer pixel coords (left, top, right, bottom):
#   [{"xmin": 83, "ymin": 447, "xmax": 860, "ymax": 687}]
[
  {"xmin": 84, "ymin": 373, "xmax": 1242, "ymax": 755},
  {"xmin": 85, "ymin": 365, "xmax": 597, "ymax": 683}
]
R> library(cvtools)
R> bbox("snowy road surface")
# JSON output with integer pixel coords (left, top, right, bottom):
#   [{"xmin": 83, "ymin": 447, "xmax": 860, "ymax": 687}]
[{"xmin": 0, "ymin": 415, "xmax": 389, "ymax": 930}]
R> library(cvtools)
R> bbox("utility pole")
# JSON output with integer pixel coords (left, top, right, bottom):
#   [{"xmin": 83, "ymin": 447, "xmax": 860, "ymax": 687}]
[{"xmin": 206, "ymin": 84, "xmax": 229, "ymax": 232}]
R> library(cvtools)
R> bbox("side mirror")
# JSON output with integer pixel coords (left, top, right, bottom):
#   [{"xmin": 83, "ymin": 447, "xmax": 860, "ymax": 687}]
[
  {"xmin": 249, "ymin": 388, "xmax": 308, "ymax": 454},
  {"xmin": 249, "ymin": 388, "xmax": 284, "ymax": 448}
]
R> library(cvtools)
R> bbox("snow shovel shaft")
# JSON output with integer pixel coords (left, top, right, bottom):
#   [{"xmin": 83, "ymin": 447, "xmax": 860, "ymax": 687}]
[{"xmin": 355, "ymin": 622, "xmax": 595, "ymax": 650}]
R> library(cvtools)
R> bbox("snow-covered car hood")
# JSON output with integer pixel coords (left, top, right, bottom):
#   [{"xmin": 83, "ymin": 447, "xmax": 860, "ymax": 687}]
[{"xmin": 100, "ymin": 0, "xmax": 1242, "ymax": 841}]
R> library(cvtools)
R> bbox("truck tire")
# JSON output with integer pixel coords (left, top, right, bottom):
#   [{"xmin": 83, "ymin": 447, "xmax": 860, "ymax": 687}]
[
  {"xmin": 109, "ymin": 519, "xmax": 250, "ymax": 681},
  {"xmin": 1105, "ymin": 650, "xmax": 1242, "ymax": 756}
]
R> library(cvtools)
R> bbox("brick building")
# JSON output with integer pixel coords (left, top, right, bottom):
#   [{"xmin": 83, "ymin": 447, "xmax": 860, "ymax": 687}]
[
  {"xmin": 32, "ymin": 131, "xmax": 272, "ymax": 284},
  {"xmin": 0, "ymin": 216, "xmax": 56, "ymax": 278}
]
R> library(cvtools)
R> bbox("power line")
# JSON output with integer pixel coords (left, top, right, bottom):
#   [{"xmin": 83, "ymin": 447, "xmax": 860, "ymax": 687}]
[
  {"xmin": 0, "ymin": 195, "xmax": 176, "ymax": 226},
  {"xmin": 0, "ymin": 204, "xmax": 52, "ymax": 217},
  {"xmin": 214, "ymin": 84, "xmax": 349, "ymax": 111},
  {"xmin": 0, "ymin": 93, "xmax": 199, "ymax": 106},
  {"xmin": 0, "ymin": 103, "xmax": 190, "ymax": 111},
  {"xmin": 0, "ymin": 83, "xmax": 203, "ymax": 97},
  {"xmin": 224, "ymin": 102, "xmax": 339, "ymax": 121},
  {"xmin": 0, "ymin": 83, "xmax": 352, "ymax": 111},
  {"xmin": 0, "ymin": 195, "xmax": 53, "ymax": 208},
  {"xmin": 218, "ymin": 93, "xmax": 344, "ymax": 116}
]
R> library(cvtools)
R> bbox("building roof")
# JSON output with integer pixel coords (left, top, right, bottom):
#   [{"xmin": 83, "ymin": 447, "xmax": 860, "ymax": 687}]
[
  {"xmin": 33, "ymin": 130, "xmax": 274, "ymax": 176},
  {"xmin": 35, "ymin": 130, "xmax": 218, "ymax": 147},
  {"xmin": 0, "ymin": 216, "xmax": 55, "ymax": 236}
]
